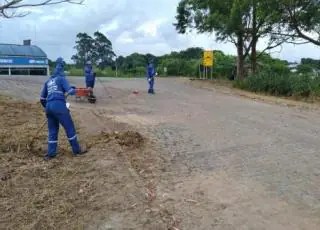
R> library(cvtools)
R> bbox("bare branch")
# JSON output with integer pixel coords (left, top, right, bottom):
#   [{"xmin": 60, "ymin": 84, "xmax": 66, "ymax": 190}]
[
  {"xmin": 270, "ymin": 32, "xmax": 301, "ymax": 39},
  {"xmin": 257, "ymin": 41, "xmax": 284, "ymax": 59},
  {"xmin": 285, "ymin": 40, "xmax": 310, "ymax": 45},
  {"xmin": 291, "ymin": 24, "xmax": 320, "ymax": 46},
  {"xmin": 227, "ymin": 35, "xmax": 237, "ymax": 45},
  {"xmin": 0, "ymin": 0, "xmax": 84, "ymax": 18},
  {"xmin": 0, "ymin": 0, "xmax": 84, "ymax": 10},
  {"xmin": 284, "ymin": 2, "xmax": 320, "ymax": 46},
  {"xmin": 255, "ymin": 30, "xmax": 310, "ymax": 60},
  {"xmin": 268, "ymin": 45, "xmax": 283, "ymax": 56}
]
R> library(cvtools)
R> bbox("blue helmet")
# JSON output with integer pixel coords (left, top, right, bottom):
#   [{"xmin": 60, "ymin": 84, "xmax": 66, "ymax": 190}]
[
  {"xmin": 52, "ymin": 57, "xmax": 65, "ymax": 78},
  {"xmin": 56, "ymin": 57, "xmax": 64, "ymax": 64}
]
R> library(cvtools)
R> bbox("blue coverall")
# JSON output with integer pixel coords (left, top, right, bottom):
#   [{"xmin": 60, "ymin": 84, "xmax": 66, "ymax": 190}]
[
  {"xmin": 147, "ymin": 63, "xmax": 155, "ymax": 94},
  {"xmin": 40, "ymin": 58, "xmax": 82, "ymax": 159},
  {"xmin": 84, "ymin": 63, "xmax": 95, "ymax": 89}
]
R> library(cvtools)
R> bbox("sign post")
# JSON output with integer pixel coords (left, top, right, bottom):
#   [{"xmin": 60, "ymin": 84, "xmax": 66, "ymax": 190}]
[{"xmin": 203, "ymin": 50, "xmax": 214, "ymax": 79}]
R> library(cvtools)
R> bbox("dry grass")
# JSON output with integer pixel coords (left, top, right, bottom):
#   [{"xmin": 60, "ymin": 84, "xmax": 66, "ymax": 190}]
[{"xmin": 0, "ymin": 96, "xmax": 174, "ymax": 229}]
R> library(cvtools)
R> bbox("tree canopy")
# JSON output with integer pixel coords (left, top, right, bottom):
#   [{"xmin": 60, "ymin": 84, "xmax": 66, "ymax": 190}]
[
  {"xmin": 174, "ymin": 0, "xmax": 320, "ymax": 80},
  {"xmin": 271, "ymin": 0, "xmax": 320, "ymax": 46},
  {"xmin": 71, "ymin": 32, "xmax": 116, "ymax": 69},
  {"xmin": 67, "ymin": 35, "xmax": 304, "ymax": 79}
]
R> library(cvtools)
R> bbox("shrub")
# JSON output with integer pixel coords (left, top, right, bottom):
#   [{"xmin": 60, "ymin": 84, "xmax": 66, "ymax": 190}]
[
  {"xmin": 289, "ymin": 74, "xmax": 312, "ymax": 97},
  {"xmin": 232, "ymin": 80, "xmax": 248, "ymax": 89},
  {"xmin": 233, "ymin": 71, "xmax": 320, "ymax": 98},
  {"xmin": 68, "ymin": 68, "xmax": 83, "ymax": 76}
]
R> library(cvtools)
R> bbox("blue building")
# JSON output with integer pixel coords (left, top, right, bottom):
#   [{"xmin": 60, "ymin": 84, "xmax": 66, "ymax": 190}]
[{"xmin": 0, "ymin": 40, "xmax": 48, "ymax": 76}]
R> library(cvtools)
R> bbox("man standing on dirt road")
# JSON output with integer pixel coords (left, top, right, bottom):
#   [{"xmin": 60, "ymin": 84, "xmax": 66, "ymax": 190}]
[
  {"xmin": 40, "ymin": 57, "xmax": 87, "ymax": 161},
  {"xmin": 147, "ymin": 61, "xmax": 156, "ymax": 94},
  {"xmin": 84, "ymin": 61, "xmax": 96, "ymax": 96}
]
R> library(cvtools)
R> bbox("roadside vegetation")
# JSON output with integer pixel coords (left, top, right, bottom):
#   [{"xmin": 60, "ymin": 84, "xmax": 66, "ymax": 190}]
[{"xmin": 47, "ymin": 0, "xmax": 319, "ymax": 99}]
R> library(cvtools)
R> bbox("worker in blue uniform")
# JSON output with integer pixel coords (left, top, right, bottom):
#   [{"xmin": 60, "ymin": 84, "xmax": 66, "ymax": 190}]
[
  {"xmin": 84, "ymin": 61, "xmax": 95, "ymax": 95},
  {"xmin": 52, "ymin": 57, "xmax": 65, "ymax": 78},
  {"xmin": 40, "ymin": 57, "xmax": 87, "ymax": 160},
  {"xmin": 147, "ymin": 62, "xmax": 156, "ymax": 94}
]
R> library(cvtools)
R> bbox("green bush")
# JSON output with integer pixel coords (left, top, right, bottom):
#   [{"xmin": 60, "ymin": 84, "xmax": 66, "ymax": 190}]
[
  {"xmin": 67, "ymin": 67, "xmax": 137, "ymax": 78},
  {"xmin": 117, "ymin": 66, "xmax": 146, "ymax": 77},
  {"xmin": 68, "ymin": 68, "xmax": 83, "ymax": 76},
  {"xmin": 234, "ymin": 71, "xmax": 320, "ymax": 98},
  {"xmin": 297, "ymin": 64, "xmax": 314, "ymax": 73},
  {"xmin": 232, "ymin": 79, "xmax": 248, "ymax": 89},
  {"xmin": 289, "ymin": 74, "xmax": 312, "ymax": 97}
]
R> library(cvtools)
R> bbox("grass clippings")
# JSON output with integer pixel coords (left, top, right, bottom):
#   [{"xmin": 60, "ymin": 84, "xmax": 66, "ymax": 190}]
[{"xmin": 0, "ymin": 96, "xmax": 171, "ymax": 229}]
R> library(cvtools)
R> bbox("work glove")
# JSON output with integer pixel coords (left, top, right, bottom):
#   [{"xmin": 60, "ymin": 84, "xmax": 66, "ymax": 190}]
[{"xmin": 40, "ymin": 99, "xmax": 47, "ymax": 108}]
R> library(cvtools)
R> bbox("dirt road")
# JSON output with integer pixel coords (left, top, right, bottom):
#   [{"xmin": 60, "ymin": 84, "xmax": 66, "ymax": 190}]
[{"xmin": 1, "ymin": 75, "xmax": 320, "ymax": 229}]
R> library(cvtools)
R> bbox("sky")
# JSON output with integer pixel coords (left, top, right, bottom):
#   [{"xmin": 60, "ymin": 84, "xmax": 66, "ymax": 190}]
[{"xmin": 0, "ymin": 0, "xmax": 319, "ymax": 63}]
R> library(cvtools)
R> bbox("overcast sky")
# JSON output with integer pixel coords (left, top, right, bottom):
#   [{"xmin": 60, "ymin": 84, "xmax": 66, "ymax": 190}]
[{"xmin": 0, "ymin": 0, "xmax": 319, "ymax": 63}]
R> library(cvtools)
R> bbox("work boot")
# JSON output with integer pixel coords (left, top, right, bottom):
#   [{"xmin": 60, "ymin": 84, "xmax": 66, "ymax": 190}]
[
  {"xmin": 73, "ymin": 147, "xmax": 88, "ymax": 157},
  {"xmin": 44, "ymin": 154, "xmax": 56, "ymax": 161}
]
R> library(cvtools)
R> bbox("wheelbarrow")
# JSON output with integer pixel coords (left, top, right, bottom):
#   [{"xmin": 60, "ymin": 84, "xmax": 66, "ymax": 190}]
[{"xmin": 75, "ymin": 88, "xmax": 96, "ymax": 103}]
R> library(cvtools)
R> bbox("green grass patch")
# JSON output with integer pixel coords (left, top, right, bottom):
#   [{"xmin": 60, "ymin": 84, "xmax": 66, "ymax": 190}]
[{"xmin": 233, "ymin": 72, "xmax": 320, "ymax": 98}]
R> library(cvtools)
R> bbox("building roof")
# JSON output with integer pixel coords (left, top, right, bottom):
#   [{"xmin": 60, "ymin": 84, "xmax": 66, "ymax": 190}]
[{"xmin": 0, "ymin": 44, "xmax": 47, "ymax": 57}]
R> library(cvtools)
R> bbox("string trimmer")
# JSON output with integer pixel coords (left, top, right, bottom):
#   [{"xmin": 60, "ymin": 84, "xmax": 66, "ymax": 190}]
[
  {"xmin": 26, "ymin": 119, "xmax": 48, "ymax": 151},
  {"xmin": 26, "ymin": 102, "xmax": 71, "ymax": 151},
  {"xmin": 27, "ymin": 91, "xmax": 71, "ymax": 151}
]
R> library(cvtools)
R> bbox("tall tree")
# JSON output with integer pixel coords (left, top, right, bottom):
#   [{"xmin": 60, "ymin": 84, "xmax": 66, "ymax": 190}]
[
  {"xmin": 243, "ymin": 0, "xmax": 286, "ymax": 73},
  {"xmin": 174, "ymin": 0, "xmax": 255, "ymax": 79},
  {"xmin": 72, "ymin": 31, "xmax": 116, "ymax": 68},
  {"xmin": 0, "ymin": 0, "xmax": 83, "ymax": 18},
  {"xmin": 174, "ymin": 0, "xmax": 288, "ymax": 77},
  {"xmin": 115, "ymin": 55, "xmax": 125, "ymax": 69},
  {"xmin": 145, "ymin": 53, "xmax": 158, "ymax": 66},
  {"xmin": 71, "ymin": 32, "xmax": 95, "ymax": 66},
  {"xmin": 93, "ymin": 31, "xmax": 116, "ymax": 69},
  {"xmin": 179, "ymin": 47, "xmax": 203, "ymax": 59},
  {"xmin": 122, "ymin": 53, "xmax": 147, "ymax": 70},
  {"xmin": 175, "ymin": 0, "xmax": 239, "ymax": 79}
]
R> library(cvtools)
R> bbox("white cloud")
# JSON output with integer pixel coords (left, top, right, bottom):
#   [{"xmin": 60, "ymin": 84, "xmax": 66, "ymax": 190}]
[
  {"xmin": 137, "ymin": 19, "xmax": 167, "ymax": 37},
  {"xmin": 18, "ymin": 7, "xmax": 44, "ymax": 14},
  {"xmin": 117, "ymin": 31, "xmax": 134, "ymax": 44},
  {"xmin": 0, "ymin": 0, "xmax": 318, "ymax": 63},
  {"xmin": 100, "ymin": 20, "xmax": 119, "ymax": 33}
]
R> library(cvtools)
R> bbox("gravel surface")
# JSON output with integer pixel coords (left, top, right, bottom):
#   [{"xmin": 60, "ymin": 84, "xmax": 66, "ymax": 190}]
[{"xmin": 1, "ymin": 75, "xmax": 320, "ymax": 229}]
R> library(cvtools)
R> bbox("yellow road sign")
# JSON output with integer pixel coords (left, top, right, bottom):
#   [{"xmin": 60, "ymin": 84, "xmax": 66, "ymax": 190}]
[{"xmin": 203, "ymin": 50, "xmax": 214, "ymax": 66}]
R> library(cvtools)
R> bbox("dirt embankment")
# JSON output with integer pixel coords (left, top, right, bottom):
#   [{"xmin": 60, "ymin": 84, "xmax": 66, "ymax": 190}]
[{"xmin": 0, "ymin": 96, "xmax": 177, "ymax": 230}]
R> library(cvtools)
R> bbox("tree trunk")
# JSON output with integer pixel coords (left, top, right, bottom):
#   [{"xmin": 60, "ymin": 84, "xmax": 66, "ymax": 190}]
[
  {"xmin": 251, "ymin": 0, "xmax": 257, "ymax": 74},
  {"xmin": 251, "ymin": 39, "xmax": 257, "ymax": 74},
  {"xmin": 236, "ymin": 35, "xmax": 245, "ymax": 80}
]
